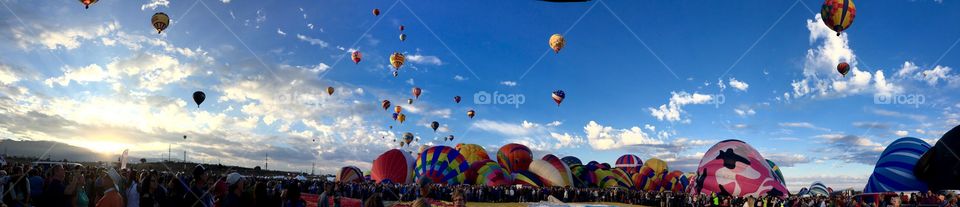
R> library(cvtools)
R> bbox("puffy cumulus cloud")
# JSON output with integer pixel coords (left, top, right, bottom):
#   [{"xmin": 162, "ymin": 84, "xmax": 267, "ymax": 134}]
[
  {"xmin": 13, "ymin": 21, "xmax": 120, "ymax": 50},
  {"xmin": 141, "ymin": 0, "xmax": 170, "ymax": 10},
  {"xmin": 734, "ymin": 105, "xmax": 756, "ymax": 117},
  {"xmin": 406, "ymin": 54, "xmax": 443, "ymax": 66},
  {"xmin": 728, "ymin": 78, "xmax": 749, "ymax": 91},
  {"xmin": 472, "ymin": 119, "xmax": 584, "ymax": 151},
  {"xmin": 895, "ymin": 130, "xmax": 909, "ymax": 137},
  {"xmin": 790, "ymin": 14, "xmax": 903, "ymax": 99},
  {"xmin": 647, "ymin": 91, "xmax": 716, "ymax": 123},
  {"xmin": 895, "ymin": 61, "xmax": 960, "ymax": 87},
  {"xmin": 0, "ymin": 65, "xmax": 22, "ymax": 85},
  {"xmin": 583, "ymin": 121, "xmax": 705, "ymax": 154},
  {"xmin": 45, "ymin": 53, "xmax": 199, "ymax": 91},
  {"xmin": 815, "ymin": 134, "xmax": 885, "ymax": 165}
]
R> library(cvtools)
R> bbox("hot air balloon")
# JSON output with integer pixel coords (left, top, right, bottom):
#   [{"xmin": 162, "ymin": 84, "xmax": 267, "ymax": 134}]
[
  {"xmin": 430, "ymin": 121, "xmax": 439, "ymax": 132},
  {"xmin": 466, "ymin": 160, "xmax": 512, "ymax": 186},
  {"xmin": 455, "ymin": 143, "xmax": 490, "ymax": 165},
  {"xmin": 447, "ymin": 135, "xmax": 454, "ymax": 141},
  {"xmin": 192, "ymin": 91, "xmax": 205, "ymax": 108},
  {"xmin": 561, "ymin": 156, "xmax": 583, "ymax": 167},
  {"xmin": 394, "ymin": 106, "xmax": 403, "ymax": 114},
  {"xmin": 336, "ymin": 166, "xmax": 364, "ymax": 183},
  {"xmin": 79, "ymin": 0, "xmax": 98, "ymax": 9},
  {"xmin": 467, "ymin": 110, "xmax": 475, "ymax": 119},
  {"xmin": 372, "ymin": 8, "xmax": 380, "ymax": 16},
  {"xmin": 412, "ymin": 87, "xmax": 422, "ymax": 99},
  {"xmin": 528, "ymin": 159, "xmax": 570, "ymax": 187},
  {"xmin": 551, "ymin": 90, "xmax": 565, "ymax": 106},
  {"xmin": 397, "ymin": 113, "xmax": 406, "ymax": 124},
  {"xmin": 351, "ymin": 51, "xmax": 362, "ymax": 64},
  {"xmin": 326, "ymin": 86, "xmax": 335, "ymax": 95},
  {"xmin": 915, "ymin": 124, "xmax": 960, "ymax": 191},
  {"xmin": 864, "ymin": 137, "xmax": 931, "ymax": 193},
  {"xmin": 662, "ymin": 170, "xmax": 685, "ymax": 192},
  {"xmin": 390, "ymin": 52, "xmax": 405, "ymax": 69},
  {"xmin": 837, "ymin": 62, "xmax": 850, "ymax": 77},
  {"xmin": 372, "ymin": 149, "xmax": 416, "ymax": 184},
  {"xmin": 541, "ymin": 154, "xmax": 575, "ymax": 187},
  {"xmin": 615, "ymin": 154, "xmax": 643, "ymax": 175},
  {"xmin": 511, "ymin": 170, "xmax": 544, "ymax": 187},
  {"xmin": 766, "ymin": 159, "xmax": 786, "ymax": 186},
  {"xmin": 393, "ymin": 70, "xmax": 399, "ymax": 77},
  {"xmin": 454, "ymin": 96, "xmax": 461, "ymax": 103},
  {"xmin": 610, "ymin": 168, "xmax": 633, "ymax": 189},
  {"xmin": 807, "ymin": 182, "xmax": 829, "ymax": 197},
  {"xmin": 399, "ymin": 34, "xmax": 407, "ymax": 42},
  {"xmin": 151, "ymin": 12, "xmax": 170, "ymax": 34},
  {"xmin": 402, "ymin": 132, "xmax": 414, "ymax": 145},
  {"xmin": 497, "ymin": 143, "xmax": 533, "ymax": 173},
  {"xmin": 549, "ymin": 34, "xmax": 566, "ymax": 53},
  {"xmin": 821, "ymin": 0, "xmax": 856, "ymax": 36},
  {"xmin": 416, "ymin": 146, "xmax": 469, "ymax": 185},
  {"xmin": 392, "ymin": 113, "xmax": 399, "ymax": 121},
  {"xmin": 183, "ymin": 135, "xmax": 187, "ymax": 140},
  {"xmin": 382, "ymin": 100, "xmax": 391, "ymax": 111},
  {"xmin": 407, "ymin": 98, "xmax": 413, "ymax": 105},
  {"xmin": 573, "ymin": 164, "xmax": 599, "ymax": 187},
  {"xmin": 399, "ymin": 25, "xmax": 405, "ymax": 31},
  {"xmin": 633, "ymin": 158, "xmax": 668, "ymax": 191},
  {"xmin": 692, "ymin": 139, "xmax": 788, "ymax": 198}
]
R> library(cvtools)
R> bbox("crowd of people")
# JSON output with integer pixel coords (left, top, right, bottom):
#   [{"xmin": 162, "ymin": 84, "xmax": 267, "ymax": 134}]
[{"xmin": 0, "ymin": 160, "xmax": 957, "ymax": 207}]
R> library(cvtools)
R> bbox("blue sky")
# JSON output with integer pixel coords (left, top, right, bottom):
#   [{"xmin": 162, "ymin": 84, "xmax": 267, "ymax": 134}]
[{"xmin": 0, "ymin": 0, "xmax": 958, "ymax": 191}]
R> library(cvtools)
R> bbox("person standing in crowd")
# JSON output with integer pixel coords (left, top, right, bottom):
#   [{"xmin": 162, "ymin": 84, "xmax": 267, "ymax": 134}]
[
  {"xmin": 317, "ymin": 183, "xmax": 331, "ymax": 207},
  {"xmin": 72, "ymin": 173, "xmax": 90, "ymax": 207},
  {"xmin": 43, "ymin": 164, "xmax": 68, "ymax": 207},
  {"xmin": 186, "ymin": 165, "xmax": 214, "ymax": 207},
  {"xmin": 413, "ymin": 178, "xmax": 433, "ymax": 206},
  {"xmin": 97, "ymin": 168, "xmax": 123, "ymax": 207},
  {"xmin": 124, "ymin": 170, "xmax": 139, "ymax": 207},
  {"xmin": 220, "ymin": 173, "xmax": 243, "ymax": 207},
  {"xmin": 6, "ymin": 166, "xmax": 30, "ymax": 207},
  {"xmin": 451, "ymin": 190, "xmax": 465, "ymax": 207},
  {"xmin": 281, "ymin": 182, "xmax": 305, "ymax": 207}
]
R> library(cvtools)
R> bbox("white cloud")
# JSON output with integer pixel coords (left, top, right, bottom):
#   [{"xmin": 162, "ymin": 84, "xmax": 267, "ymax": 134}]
[
  {"xmin": 141, "ymin": 0, "xmax": 170, "ymax": 10},
  {"xmin": 221, "ymin": 0, "xmax": 231, "ymax": 3},
  {"xmin": 584, "ymin": 121, "xmax": 661, "ymax": 150},
  {"xmin": 44, "ymin": 64, "xmax": 109, "ymax": 87},
  {"xmin": 779, "ymin": 122, "xmax": 830, "ymax": 131},
  {"xmin": 500, "ymin": 81, "xmax": 517, "ymax": 87},
  {"xmin": 546, "ymin": 121, "xmax": 562, "ymax": 127},
  {"xmin": 895, "ymin": 130, "xmax": 909, "ymax": 137},
  {"xmin": 647, "ymin": 91, "xmax": 715, "ymax": 122},
  {"xmin": 14, "ymin": 21, "xmax": 120, "ymax": 50},
  {"xmin": 734, "ymin": 106, "xmax": 756, "ymax": 117},
  {"xmin": 473, "ymin": 119, "xmax": 583, "ymax": 151},
  {"xmin": 297, "ymin": 34, "xmax": 329, "ymax": 47},
  {"xmin": 406, "ymin": 54, "xmax": 442, "ymax": 65},
  {"xmin": 453, "ymin": 75, "xmax": 467, "ymax": 81},
  {"xmin": 728, "ymin": 78, "xmax": 749, "ymax": 91},
  {"xmin": 307, "ymin": 24, "xmax": 315, "ymax": 30},
  {"xmin": 277, "ymin": 29, "xmax": 287, "ymax": 36},
  {"xmin": 0, "ymin": 65, "xmax": 20, "ymax": 85}
]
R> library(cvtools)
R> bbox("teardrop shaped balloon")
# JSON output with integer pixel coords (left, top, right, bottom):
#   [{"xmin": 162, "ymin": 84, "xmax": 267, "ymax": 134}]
[
  {"xmin": 549, "ymin": 34, "xmax": 566, "ymax": 54},
  {"xmin": 407, "ymin": 98, "xmax": 413, "ymax": 105},
  {"xmin": 412, "ymin": 87, "xmax": 422, "ymax": 99},
  {"xmin": 326, "ymin": 86, "xmax": 335, "ymax": 95},
  {"xmin": 390, "ymin": 52, "xmax": 405, "ymax": 69},
  {"xmin": 395, "ymin": 105, "xmax": 402, "ymax": 114},
  {"xmin": 837, "ymin": 62, "xmax": 850, "ymax": 77},
  {"xmin": 448, "ymin": 135, "xmax": 454, "ymax": 141},
  {"xmin": 399, "ymin": 33, "xmax": 407, "ymax": 42},
  {"xmin": 399, "ymin": 25, "xmax": 405, "ymax": 31},
  {"xmin": 403, "ymin": 132, "xmax": 414, "ymax": 145},
  {"xmin": 393, "ymin": 70, "xmax": 399, "ymax": 77},
  {"xmin": 551, "ymin": 90, "xmax": 566, "ymax": 106},
  {"xmin": 192, "ymin": 91, "xmax": 205, "ymax": 108},
  {"xmin": 183, "ymin": 135, "xmax": 187, "ymax": 140},
  {"xmin": 821, "ymin": 0, "xmax": 856, "ymax": 36},
  {"xmin": 398, "ymin": 113, "xmax": 406, "ymax": 124},
  {"xmin": 79, "ymin": 0, "xmax": 98, "ymax": 9},
  {"xmin": 454, "ymin": 96, "xmax": 461, "ymax": 103},
  {"xmin": 382, "ymin": 100, "xmax": 391, "ymax": 111},
  {"xmin": 467, "ymin": 110, "xmax": 475, "ymax": 119},
  {"xmin": 151, "ymin": 12, "xmax": 170, "ymax": 34},
  {"xmin": 372, "ymin": 8, "xmax": 380, "ymax": 16},
  {"xmin": 392, "ymin": 113, "xmax": 399, "ymax": 121},
  {"xmin": 430, "ymin": 121, "xmax": 439, "ymax": 132},
  {"xmin": 351, "ymin": 51, "xmax": 362, "ymax": 64}
]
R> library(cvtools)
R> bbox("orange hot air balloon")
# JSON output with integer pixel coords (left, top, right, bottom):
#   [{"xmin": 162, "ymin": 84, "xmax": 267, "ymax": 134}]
[
  {"xmin": 372, "ymin": 9, "xmax": 380, "ymax": 16},
  {"xmin": 326, "ymin": 87, "xmax": 335, "ymax": 95},
  {"xmin": 398, "ymin": 113, "xmax": 407, "ymax": 124},
  {"xmin": 412, "ymin": 87, "xmax": 422, "ymax": 99},
  {"xmin": 390, "ymin": 52, "xmax": 405, "ymax": 69},
  {"xmin": 549, "ymin": 34, "xmax": 566, "ymax": 54},
  {"xmin": 395, "ymin": 105, "xmax": 402, "ymax": 114},
  {"xmin": 352, "ymin": 51, "xmax": 362, "ymax": 64},
  {"xmin": 79, "ymin": 0, "xmax": 98, "ymax": 9},
  {"xmin": 467, "ymin": 110, "xmax": 475, "ymax": 119},
  {"xmin": 837, "ymin": 62, "xmax": 850, "ymax": 77}
]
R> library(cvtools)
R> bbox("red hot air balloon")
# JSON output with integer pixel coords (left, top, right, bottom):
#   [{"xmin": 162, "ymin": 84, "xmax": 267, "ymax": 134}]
[
  {"xmin": 837, "ymin": 62, "xmax": 850, "ymax": 77},
  {"xmin": 352, "ymin": 51, "xmax": 362, "ymax": 64},
  {"xmin": 399, "ymin": 25, "xmax": 405, "ymax": 31},
  {"xmin": 372, "ymin": 9, "xmax": 380, "ymax": 16},
  {"xmin": 371, "ymin": 149, "xmax": 416, "ymax": 184},
  {"xmin": 497, "ymin": 143, "xmax": 533, "ymax": 173},
  {"xmin": 454, "ymin": 96, "xmax": 461, "ymax": 103},
  {"xmin": 412, "ymin": 87, "xmax": 422, "ymax": 99}
]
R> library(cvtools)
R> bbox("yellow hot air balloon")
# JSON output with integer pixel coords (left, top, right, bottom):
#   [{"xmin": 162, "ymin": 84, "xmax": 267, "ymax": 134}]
[
  {"xmin": 821, "ymin": 0, "xmax": 856, "ymax": 36},
  {"xmin": 395, "ymin": 105, "xmax": 402, "ymax": 114},
  {"xmin": 390, "ymin": 52, "xmax": 405, "ymax": 69},
  {"xmin": 549, "ymin": 34, "xmax": 565, "ymax": 54},
  {"xmin": 398, "ymin": 113, "xmax": 406, "ymax": 124},
  {"xmin": 151, "ymin": 12, "xmax": 170, "ymax": 34},
  {"xmin": 326, "ymin": 86, "xmax": 335, "ymax": 95}
]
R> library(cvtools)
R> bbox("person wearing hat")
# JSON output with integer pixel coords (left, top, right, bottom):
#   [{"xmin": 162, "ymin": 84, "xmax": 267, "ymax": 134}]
[
  {"xmin": 185, "ymin": 165, "xmax": 214, "ymax": 207},
  {"xmin": 220, "ymin": 173, "xmax": 244, "ymax": 207},
  {"xmin": 96, "ymin": 168, "xmax": 123, "ymax": 207}
]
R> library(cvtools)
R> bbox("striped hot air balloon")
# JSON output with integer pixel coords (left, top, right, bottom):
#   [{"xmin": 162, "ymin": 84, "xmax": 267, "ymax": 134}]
[
  {"xmin": 820, "ymin": 0, "xmax": 856, "ymax": 36},
  {"xmin": 540, "ymin": 154, "xmax": 574, "ymax": 187},
  {"xmin": 455, "ymin": 143, "xmax": 490, "ymax": 165},
  {"xmin": 465, "ymin": 159, "xmax": 512, "ymax": 186},
  {"xmin": 512, "ymin": 170, "xmax": 544, "ymax": 187},
  {"xmin": 415, "ymin": 146, "xmax": 468, "ymax": 185},
  {"xmin": 497, "ymin": 143, "xmax": 532, "ymax": 173},
  {"xmin": 864, "ymin": 137, "xmax": 931, "ymax": 193},
  {"xmin": 615, "ymin": 154, "xmax": 643, "ymax": 175},
  {"xmin": 336, "ymin": 166, "xmax": 363, "ymax": 183}
]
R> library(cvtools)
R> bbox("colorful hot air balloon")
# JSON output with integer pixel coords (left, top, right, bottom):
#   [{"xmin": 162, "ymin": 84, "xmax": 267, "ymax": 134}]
[
  {"xmin": 447, "ymin": 135, "xmax": 454, "ymax": 141},
  {"xmin": 511, "ymin": 170, "xmax": 544, "ymax": 187},
  {"xmin": 837, "ymin": 62, "xmax": 850, "ymax": 77},
  {"xmin": 766, "ymin": 159, "xmax": 786, "ymax": 186},
  {"xmin": 497, "ymin": 143, "xmax": 533, "ymax": 174},
  {"xmin": 821, "ymin": 0, "xmax": 856, "ymax": 36},
  {"xmin": 615, "ymin": 154, "xmax": 643, "ymax": 175},
  {"xmin": 79, "ymin": 0, "xmax": 98, "ymax": 9},
  {"xmin": 397, "ymin": 113, "xmax": 406, "ymax": 124},
  {"xmin": 430, "ymin": 121, "xmax": 439, "ymax": 132},
  {"xmin": 466, "ymin": 110, "xmax": 475, "ymax": 119},
  {"xmin": 634, "ymin": 159, "xmax": 668, "ymax": 191},
  {"xmin": 151, "ymin": 12, "xmax": 170, "ymax": 34},
  {"xmin": 551, "ymin": 90, "xmax": 565, "ymax": 106},
  {"xmin": 807, "ymin": 182, "xmax": 829, "ymax": 197},
  {"xmin": 561, "ymin": 156, "xmax": 583, "ymax": 167},
  {"xmin": 454, "ymin": 96, "xmax": 461, "ymax": 103},
  {"xmin": 528, "ymin": 159, "xmax": 570, "ymax": 187},
  {"xmin": 412, "ymin": 87, "xmax": 422, "ymax": 99},
  {"xmin": 549, "ymin": 34, "xmax": 566, "ymax": 54},
  {"xmin": 610, "ymin": 168, "xmax": 634, "ymax": 189},
  {"xmin": 326, "ymin": 86, "xmax": 335, "ymax": 95},
  {"xmin": 382, "ymin": 100, "xmax": 391, "ymax": 111},
  {"xmin": 692, "ymin": 139, "xmax": 788, "ymax": 198},
  {"xmin": 415, "ymin": 146, "xmax": 469, "ymax": 185},
  {"xmin": 395, "ymin": 106, "xmax": 403, "ymax": 114},
  {"xmin": 192, "ymin": 91, "xmax": 205, "ymax": 108},
  {"xmin": 540, "ymin": 154, "xmax": 575, "ymax": 187},
  {"xmin": 864, "ymin": 137, "xmax": 931, "ymax": 193},
  {"xmin": 455, "ymin": 143, "xmax": 490, "ymax": 165},
  {"xmin": 467, "ymin": 160, "xmax": 512, "ymax": 186},
  {"xmin": 351, "ymin": 51, "xmax": 362, "ymax": 64},
  {"xmin": 662, "ymin": 170, "xmax": 685, "ymax": 192},
  {"xmin": 336, "ymin": 166, "xmax": 364, "ymax": 183},
  {"xmin": 390, "ymin": 52, "xmax": 405, "ymax": 69},
  {"xmin": 372, "ymin": 8, "xmax": 380, "ymax": 16},
  {"xmin": 372, "ymin": 149, "xmax": 416, "ymax": 184},
  {"xmin": 399, "ymin": 33, "xmax": 407, "ymax": 42},
  {"xmin": 402, "ymin": 132, "xmax": 414, "ymax": 145}
]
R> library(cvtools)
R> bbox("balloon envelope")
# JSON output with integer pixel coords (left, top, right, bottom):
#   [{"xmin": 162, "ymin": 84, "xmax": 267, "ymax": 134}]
[
  {"xmin": 914, "ymin": 124, "xmax": 960, "ymax": 191},
  {"xmin": 528, "ymin": 159, "xmax": 571, "ymax": 187},
  {"xmin": 371, "ymin": 149, "xmax": 415, "ymax": 184},
  {"xmin": 467, "ymin": 159, "xmax": 512, "ymax": 186},
  {"xmin": 415, "ymin": 146, "xmax": 468, "ymax": 185},
  {"xmin": 336, "ymin": 166, "xmax": 363, "ymax": 183},
  {"xmin": 454, "ymin": 143, "xmax": 490, "ymax": 165},
  {"xmin": 615, "ymin": 154, "xmax": 643, "ymax": 175},
  {"xmin": 864, "ymin": 137, "xmax": 930, "ymax": 193},
  {"xmin": 497, "ymin": 143, "xmax": 533, "ymax": 173},
  {"xmin": 511, "ymin": 170, "xmax": 544, "ymax": 187},
  {"xmin": 820, "ymin": 0, "xmax": 856, "ymax": 36},
  {"xmin": 541, "ymin": 154, "xmax": 574, "ymax": 187},
  {"xmin": 692, "ymin": 139, "xmax": 788, "ymax": 198}
]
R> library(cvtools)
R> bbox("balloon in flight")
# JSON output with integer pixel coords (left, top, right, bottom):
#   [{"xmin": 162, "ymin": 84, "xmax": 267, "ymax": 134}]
[
  {"xmin": 151, "ymin": 12, "xmax": 170, "ymax": 34},
  {"xmin": 552, "ymin": 90, "xmax": 565, "ymax": 106},
  {"xmin": 192, "ymin": 91, "xmax": 205, "ymax": 108},
  {"xmin": 352, "ymin": 51, "xmax": 362, "ymax": 64},
  {"xmin": 549, "ymin": 34, "xmax": 566, "ymax": 54},
  {"xmin": 821, "ymin": 0, "xmax": 856, "ymax": 36},
  {"xmin": 390, "ymin": 52, "xmax": 405, "ymax": 69}
]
